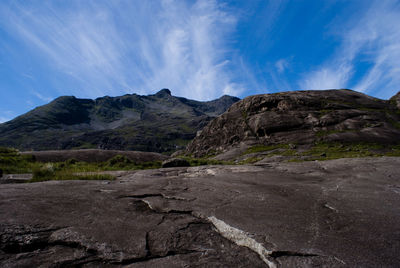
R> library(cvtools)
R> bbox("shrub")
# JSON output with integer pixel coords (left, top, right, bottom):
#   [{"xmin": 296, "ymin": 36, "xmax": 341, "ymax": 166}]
[
  {"xmin": 66, "ymin": 158, "xmax": 78, "ymax": 165},
  {"xmin": 107, "ymin": 155, "xmax": 132, "ymax": 168}
]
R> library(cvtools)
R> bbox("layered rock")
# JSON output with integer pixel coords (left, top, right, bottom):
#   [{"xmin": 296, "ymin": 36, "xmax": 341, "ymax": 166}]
[{"xmin": 186, "ymin": 89, "xmax": 400, "ymax": 157}]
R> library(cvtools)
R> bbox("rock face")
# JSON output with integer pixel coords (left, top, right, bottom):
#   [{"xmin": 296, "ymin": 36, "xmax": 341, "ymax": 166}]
[
  {"xmin": 186, "ymin": 89, "xmax": 400, "ymax": 157},
  {"xmin": 391, "ymin": 91, "xmax": 400, "ymax": 109},
  {"xmin": 1, "ymin": 157, "xmax": 400, "ymax": 267},
  {"xmin": 0, "ymin": 89, "xmax": 239, "ymax": 153}
]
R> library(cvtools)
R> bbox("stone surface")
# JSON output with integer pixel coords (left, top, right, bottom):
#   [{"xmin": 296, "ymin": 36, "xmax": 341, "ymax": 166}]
[
  {"xmin": 186, "ymin": 89, "xmax": 400, "ymax": 157},
  {"xmin": 1, "ymin": 157, "xmax": 400, "ymax": 267},
  {"xmin": 162, "ymin": 158, "xmax": 190, "ymax": 168}
]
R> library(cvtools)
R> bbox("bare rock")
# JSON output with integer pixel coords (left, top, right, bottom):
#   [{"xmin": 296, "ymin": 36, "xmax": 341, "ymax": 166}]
[
  {"xmin": 186, "ymin": 89, "xmax": 400, "ymax": 157},
  {"xmin": 390, "ymin": 91, "xmax": 400, "ymax": 109},
  {"xmin": 162, "ymin": 158, "xmax": 190, "ymax": 168},
  {"xmin": 1, "ymin": 157, "xmax": 400, "ymax": 267}
]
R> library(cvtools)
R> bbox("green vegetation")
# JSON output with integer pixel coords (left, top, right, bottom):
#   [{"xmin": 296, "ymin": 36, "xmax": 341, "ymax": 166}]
[
  {"xmin": 0, "ymin": 148, "xmax": 162, "ymax": 182},
  {"xmin": 243, "ymin": 142, "xmax": 400, "ymax": 162},
  {"xmin": 244, "ymin": 144, "xmax": 289, "ymax": 154},
  {"xmin": 28, "ymin": 164, "xmax": 115, "ymax": 183},
  {"xmin": 0, "ymin": 147, "xmax": 39, "ymax": 173},
  {"xmin": 179, "ymin": 156, "xmax": 231, "ymax": 166}
]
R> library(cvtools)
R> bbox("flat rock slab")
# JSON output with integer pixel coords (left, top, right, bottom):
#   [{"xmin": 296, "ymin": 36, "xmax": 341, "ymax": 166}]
[{"xmin": 1, "ymin": 157, "xmax": 400, "ymax": 267}]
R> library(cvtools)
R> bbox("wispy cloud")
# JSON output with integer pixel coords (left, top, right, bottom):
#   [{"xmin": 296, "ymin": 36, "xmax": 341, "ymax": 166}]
[
  {"xmin": 0, "ymin": 0, "xmax": 242, "ymax": 100},
  {"xmin": 301, "ymin": 64, "xmax": 352, "ymax": 90},
  {"xmin": 275, "ymin": 59, "xmax": 289, "ymax": 74},
  {"xmin": 299, "ymin": 0, "xmax": 400, "ymax": 98},
  {"xmin": 0, "ymin": 110, "xmax": 16, "ymax": 123},
  {"xmin": 31, "ymin": 90, "xmax": 52, "ymax": 102}
]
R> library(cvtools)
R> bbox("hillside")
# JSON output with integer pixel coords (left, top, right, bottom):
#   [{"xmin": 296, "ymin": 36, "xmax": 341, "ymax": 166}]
[
  {"xmin": 0, "ymin": 89, "xmax": 239, "ymax": 152},
  {"xmin": 186, "ymin": 89, "xmax": 400, "ymax": 159}
]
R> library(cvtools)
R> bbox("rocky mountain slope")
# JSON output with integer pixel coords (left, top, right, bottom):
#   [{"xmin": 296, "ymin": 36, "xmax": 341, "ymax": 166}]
[
  {"xmin": 0, "ymin": 89, "xmax": 239, "ymax": 152},
  {"xmin": 186, "ymin": 89, "xmax": 400, "ymax": 158}
]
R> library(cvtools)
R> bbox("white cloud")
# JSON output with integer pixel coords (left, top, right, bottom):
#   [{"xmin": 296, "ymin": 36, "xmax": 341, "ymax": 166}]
[
  {"xmin": 31, "ymin": 90, "xmax": 52, "ymax": 102},
  {"xmin": 301, "ymin": 64, "xmax": 352, "ymax": 90},
  {"xmin": 299, "ymin": 0, "xmax": 400, "ymax": 98},
  {"xmin": 0, "ymin": 0, "xmax": 243, "ymax": 100},
  {"xmin": 275, "ymin": 59, "xmax": 289, "ymax": 73}
]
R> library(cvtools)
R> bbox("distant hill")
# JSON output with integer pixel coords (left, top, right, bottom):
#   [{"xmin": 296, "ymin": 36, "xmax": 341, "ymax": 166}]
[
  {"xmin": 0, "ymin": 89, "xmax": 239, "ymax": 152},
  {"xmin": 186, "ymin": 89, "xmax": 400, "ymax": 158}
]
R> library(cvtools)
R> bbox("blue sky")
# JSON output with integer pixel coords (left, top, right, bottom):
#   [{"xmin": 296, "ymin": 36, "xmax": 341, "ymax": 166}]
[{"xmin": 1, "ymin": 0, "xmax": 400, "ymax": 123}]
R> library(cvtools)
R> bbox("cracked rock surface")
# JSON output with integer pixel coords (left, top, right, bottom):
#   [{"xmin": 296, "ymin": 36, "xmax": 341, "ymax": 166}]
[{"xmin": 1, "ymin": 157, "xmax": 400, "ymax": 267}]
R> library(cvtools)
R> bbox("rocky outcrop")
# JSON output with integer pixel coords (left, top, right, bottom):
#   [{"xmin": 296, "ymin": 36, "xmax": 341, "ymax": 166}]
[
  {"xmin": 1, "ymin": 157, "xmax": 400, "ymax": 266},
  {"xmin": 186, "ymin": 89, "xmax": 400, "ymax": 157},
  {"xmin": 390, "ymin": 91, "xmax": 400, "ymax": 109}
]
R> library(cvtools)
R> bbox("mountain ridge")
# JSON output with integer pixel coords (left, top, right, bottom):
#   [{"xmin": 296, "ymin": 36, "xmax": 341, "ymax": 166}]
[{"xmin": 0, "ymin": 89, "xmax": 239, "ymax": 152}]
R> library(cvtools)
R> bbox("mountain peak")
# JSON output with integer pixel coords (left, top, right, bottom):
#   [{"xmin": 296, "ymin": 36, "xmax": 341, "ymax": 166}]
[{"xmin": 155, "ymin": 88, "xmax": 171, "ymax": 97}]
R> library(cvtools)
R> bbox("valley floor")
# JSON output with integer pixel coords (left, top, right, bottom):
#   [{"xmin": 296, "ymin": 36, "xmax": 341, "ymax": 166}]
[{"xmin": 1, "ymin": 157, "xmax": 400, "ymax": 267}]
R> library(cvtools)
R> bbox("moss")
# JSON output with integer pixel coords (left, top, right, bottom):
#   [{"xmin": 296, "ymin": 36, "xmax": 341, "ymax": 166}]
[
  {"xmin": 238, "ymin": 156, "xmax": 263, "ymax": 164},
  {"xmin": 244, "ymin": 144, "xmax": 290, "ymax": 155},
  {"xmin": 179, "ymin": 156, "xmax": 229, "ymax": 166},
  {"xmin": 294, "ymin": 142, "xmax": 388, "ymax": 161}
]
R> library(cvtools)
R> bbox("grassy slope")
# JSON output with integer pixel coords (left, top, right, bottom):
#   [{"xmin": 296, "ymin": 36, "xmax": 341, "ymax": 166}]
[{"xmin": 0, "ymin": 92, "xmax": 238, "ymax": 153}]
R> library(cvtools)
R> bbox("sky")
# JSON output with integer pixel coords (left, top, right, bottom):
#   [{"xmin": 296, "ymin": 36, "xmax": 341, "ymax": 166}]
[{"xmin": 1, "ymin": 0, "xmax": 400, "ymax": 123}]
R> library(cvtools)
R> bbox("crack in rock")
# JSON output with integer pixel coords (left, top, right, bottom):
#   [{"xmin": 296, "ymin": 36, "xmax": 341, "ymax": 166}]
[
  {"xmin": 207, "ymin": 216, "xmax": 323, "ymax": 268},
  {"xmin": 118, "ymin": 192, "xmax": 195, "ymax": 201},
  {"xmin": 207, "ymin": 216, "xmax": 277, "ymax": 268}
]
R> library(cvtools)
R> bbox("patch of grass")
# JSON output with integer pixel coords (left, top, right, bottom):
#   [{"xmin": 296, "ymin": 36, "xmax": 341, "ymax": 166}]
[
  {"xmin": 244, "ymin": 144, "xmax": 290, "ymax": 155},
  {"xmin": 0, "ymin": 147, "xmax": 38, "ymax": 174},
  {"xmin": 292, "ymin": 142, "xmax": 396, "ymax": 161},
  {"xmin": 243, "ymin": 142, "xmax": 400, "ymax": 163},
  {"xmin": 238, "ymin": 156, "xmax": 263, "ymax": 164},
  {"xmin": 28, "ymin": 164, "xmax": 115, "ymax": 182},
  {"xmin": 179, "ymin": 156, "xmax": 230, "ymax": 166},
  {"xmin": 387, "ymin": 118, "xmax": 400, "ymax": 129}
]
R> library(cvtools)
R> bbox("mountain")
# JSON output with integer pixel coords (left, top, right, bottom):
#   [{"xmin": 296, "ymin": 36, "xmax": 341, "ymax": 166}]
[
  {"xmin": 186, "ymin": 89, "xmax": 400, "ymax": 158},
  {"xmin": 0, "ymin": 89, "xmax": 239, "ymax": 152}
]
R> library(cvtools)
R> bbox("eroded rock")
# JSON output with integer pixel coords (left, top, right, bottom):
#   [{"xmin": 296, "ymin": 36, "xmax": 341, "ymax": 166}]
[
  {"xmin": 186, "ymin": 89, "xmax": 400, "ymax": 157},
  {"xmin": 1, "ymin": 157, "xmax": 400, "ymax": 267}
]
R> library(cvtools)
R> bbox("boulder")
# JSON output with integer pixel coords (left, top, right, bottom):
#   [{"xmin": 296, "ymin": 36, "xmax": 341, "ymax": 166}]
[{"xmin": 162, "ymin": 158, "xmax": 190, "ymax": 168}]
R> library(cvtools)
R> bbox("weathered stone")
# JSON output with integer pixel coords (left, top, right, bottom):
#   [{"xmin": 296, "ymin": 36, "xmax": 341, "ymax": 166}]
[
  {"xmin": 390, "ymin": 91, "xmax": 400, "ymax": 109},
  {"xmin": 186, "ymin": 89, "xmax": 400, "ymax": 158},
  {"xmin": 162, "ymin": 158, "xmax": 190, "ymax": 168},
  {"xmin": 1, "ymin": 157, "xmax": 400, "ymax": 267}
]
